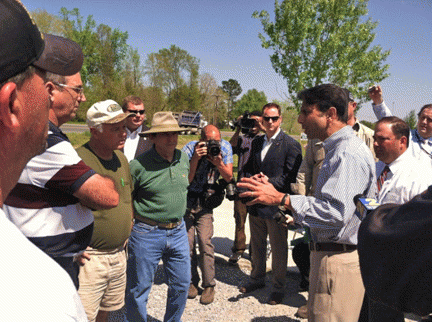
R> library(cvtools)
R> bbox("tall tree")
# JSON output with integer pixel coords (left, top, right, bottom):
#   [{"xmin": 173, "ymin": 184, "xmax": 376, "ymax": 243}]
[
  {"xmin": 232, "ymin": 89, "xmax": 267, "ymax": 118},
  {"xmin": 253, "ymin": 0, "xmax": 390, "ymax": 110},
  {"xmin": 404, "ymin": 110, "xmax": 417, "ymax": 130},
  {"xmin": 30, "ymin": 9, "xmax": 63, "ymax": 34},
  {"xmin": 144, "ymin": 45, "xmax": 201, "ymax": 111},
  {"xmin": 222, "ymin": 79, "xmax": 242, "ymax": 118}
]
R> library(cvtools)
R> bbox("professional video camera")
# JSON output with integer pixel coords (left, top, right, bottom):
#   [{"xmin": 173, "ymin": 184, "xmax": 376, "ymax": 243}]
[{"xmin": 229, "ymin": 111, "xmax": 257, "ymax": 135}]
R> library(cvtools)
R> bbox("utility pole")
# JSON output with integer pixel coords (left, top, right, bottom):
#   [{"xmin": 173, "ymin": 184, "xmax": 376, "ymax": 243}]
[{"xmin": 213, "ymin": 93, "xmax": 221, "ymax": 125}]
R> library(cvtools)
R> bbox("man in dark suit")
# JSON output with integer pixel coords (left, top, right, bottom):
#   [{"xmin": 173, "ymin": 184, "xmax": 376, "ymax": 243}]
[
  {"xmin": 121, "ymin": 95, "xmax": 152, "ymax": 161},
  {"xmin": 239, "ymin": 102, "xmax": 302, "ymax": 305}
]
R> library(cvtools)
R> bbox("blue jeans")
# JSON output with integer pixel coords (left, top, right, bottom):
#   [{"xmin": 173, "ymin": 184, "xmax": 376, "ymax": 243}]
[{"xmin": 124, "ymin": 220, "xmax": 190, "ymax": 322}]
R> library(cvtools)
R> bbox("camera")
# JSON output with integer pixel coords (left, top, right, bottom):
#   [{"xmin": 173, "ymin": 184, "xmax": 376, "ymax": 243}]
[
  {"xmin": 229, "ymin": 111, "xmax": 257, "ymax": 135},
  {"xmin": 219, "ymin": 179, "xmax": 237, "ymax": 201},
  {"xmin": 206, "ymin": 139, "xmax": 221, "ymax": 157}
]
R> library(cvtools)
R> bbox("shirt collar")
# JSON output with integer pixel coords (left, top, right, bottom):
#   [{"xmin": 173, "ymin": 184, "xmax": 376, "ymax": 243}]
[
  {"xmin": 322, "ymin": 125, "xmax": 353, "ymax": 153},
  {"xmin": 264, "ymin": 128, "xmax": 281, "ymax": 143},
  {"xmin": 415, "ymin": 129, "xmax": 432, "ymax": 145},
  {"xmin": 126, "ymin": 125, "xmax": 142, "ymax": 137}
]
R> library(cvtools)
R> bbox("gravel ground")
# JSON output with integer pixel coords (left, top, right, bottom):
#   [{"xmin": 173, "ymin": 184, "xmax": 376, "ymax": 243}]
[{"xmin": 108, "ymin": 198, "xmax": 422, "ymax": 321}]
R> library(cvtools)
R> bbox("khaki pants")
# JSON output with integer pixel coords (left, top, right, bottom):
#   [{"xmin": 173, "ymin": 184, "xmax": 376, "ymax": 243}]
[
  {"xmin": 308, "ymin": 249, "xmax": 364, "ymax": 322},
  {"xmin": 232, "ymin": 199, "xmax": 248, "ymax": 253},
  {"xmin": 185, "ymin": 208, "xmax": 215, "ymax": 288},
  {"xmin": 78, "ymin": 246, "xmax": 126, "ymax": 322}
]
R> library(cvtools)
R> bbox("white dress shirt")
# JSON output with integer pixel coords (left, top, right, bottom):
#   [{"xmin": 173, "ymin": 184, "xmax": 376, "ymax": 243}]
[
  {"xmin": 124, "ymin": 125, "xmax": 142, "ymax": 162},
  {"xmin": 261, "ymin": 128, "xmax": 280, "ymax": 161},
  {"xmin": 376, "ymin": 150, "xmax": 432, "ymax": 204}
]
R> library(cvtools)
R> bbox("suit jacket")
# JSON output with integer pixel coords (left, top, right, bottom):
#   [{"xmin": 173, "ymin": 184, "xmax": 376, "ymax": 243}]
[
  {"xmin": 243, "ymin": 130, "xmax": 302, "ymax": 219},
  {"xmin": 125, "ymin": 124, "xmax": 153, "ymax": 160}
]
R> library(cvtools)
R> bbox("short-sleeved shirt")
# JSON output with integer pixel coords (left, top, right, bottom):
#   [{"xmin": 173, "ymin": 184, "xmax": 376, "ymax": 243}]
[
  {"xmin": 4, "ymin": 122, "xmax": 94, "ymax": 257},
  {"xmin": 130, "ymin": 147, "xmax": 190, "ymax": 223},
  {"xmin": 182, "ymin": 139, "xmax": 233, "ymax": 194},
  {"xmin": 76, "ymin": 143, "xmax": 133, "ymax": 250}
]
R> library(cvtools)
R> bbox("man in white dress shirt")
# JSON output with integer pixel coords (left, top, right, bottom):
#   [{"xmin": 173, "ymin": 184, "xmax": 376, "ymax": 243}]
[
  {"xmin": 121, "ymin": 95, "xmax": 152, "ymax": 161},
  {"xmin": 368, "ymin": 116, "xmax": 432, "ymax": 321}
]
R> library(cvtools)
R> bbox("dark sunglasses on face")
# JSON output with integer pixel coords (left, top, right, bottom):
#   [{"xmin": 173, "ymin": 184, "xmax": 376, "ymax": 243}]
[
  {"xmin": 263, "ymin": 116, "xmax": 280, "ymax": 122},
  {"xmin": 128, "ymin": 110, "xmax": 145, "ymax": 115}
]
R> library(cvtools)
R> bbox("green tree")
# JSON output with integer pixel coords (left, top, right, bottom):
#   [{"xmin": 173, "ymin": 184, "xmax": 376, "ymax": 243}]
[
  {"xmin": 144, "ymin": 45, "xmax": 201, "ymax": 111},
  {"xmin": 222, "ymin": 79, "xmax": 242, "ymax": 118},
  {"xmin": 404, "ymin": 110, "xmax": 417, "ymax": 130},
  {"xmin": 360, "ymin": 120, "xmax": 376, "ymax": 130},
  {"xmin": 232, "ymin": 89, "xmax": 267, "ymax": 118},
  {"xmin": 30, "ymin": 9, "xmax": 63, "ymax": 34},
  {"xmin": 253, "ymin": 0, "xmax": 390, "ymax": 111}
]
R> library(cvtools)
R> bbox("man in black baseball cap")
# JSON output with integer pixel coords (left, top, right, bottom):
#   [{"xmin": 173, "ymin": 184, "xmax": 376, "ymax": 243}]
[
  {"xmin": 0, "ymin": 1, "xmax": 87, "ymax": 320},
  {"xmin": 0, "ymin": 0, "xmax": 84, "ymax": 83}
]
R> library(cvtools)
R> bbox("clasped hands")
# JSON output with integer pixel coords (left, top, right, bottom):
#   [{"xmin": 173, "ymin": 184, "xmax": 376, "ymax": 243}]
[{"xmin": 237, "ymin": 173, "xmax": 294, "ymax": 226}]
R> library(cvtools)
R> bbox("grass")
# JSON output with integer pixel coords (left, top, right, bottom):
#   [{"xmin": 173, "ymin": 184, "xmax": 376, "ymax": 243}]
[{"xmin": 68, "ymin": 131, "xmax": 91, "ymax": 148}]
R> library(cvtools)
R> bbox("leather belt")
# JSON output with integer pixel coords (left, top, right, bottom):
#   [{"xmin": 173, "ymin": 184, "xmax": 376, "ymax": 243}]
[
  {"xmin": 134, "ymin": 216, "xmax": 181, "ymax": 229},
  {"xmin": 309, "ymin": 242, "xmax": 357, "ymax": 252}
]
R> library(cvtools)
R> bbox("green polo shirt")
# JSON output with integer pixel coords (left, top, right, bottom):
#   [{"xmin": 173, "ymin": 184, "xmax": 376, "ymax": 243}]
[{"xmin": 130, "ymin": 147, "xmax": 190, "ymax": 223}]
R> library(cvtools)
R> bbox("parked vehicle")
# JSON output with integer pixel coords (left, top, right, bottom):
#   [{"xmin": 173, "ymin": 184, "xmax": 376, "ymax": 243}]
[{"xmin": 174, "ymin": 110, "xmax": 207, "ymax": 135}]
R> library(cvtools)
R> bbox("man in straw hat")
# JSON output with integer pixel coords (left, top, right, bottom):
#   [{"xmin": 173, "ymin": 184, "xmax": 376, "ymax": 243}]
[
  {"xmin": 125, "ymin": 112, "xmax": 191, "ymax": 322},
  {"xmin": 76, "ymin": 100, "xmax": 134, "ymax": 322},
  {"xmin": 0, "ymin": 0, "xmax": 89, "ymax": 319}
]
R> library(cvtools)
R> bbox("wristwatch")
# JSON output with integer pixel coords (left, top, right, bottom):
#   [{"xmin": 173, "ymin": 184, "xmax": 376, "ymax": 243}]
[{"xmin": 278, "ymin": 193, "xmax": 289, "ymax": 212}]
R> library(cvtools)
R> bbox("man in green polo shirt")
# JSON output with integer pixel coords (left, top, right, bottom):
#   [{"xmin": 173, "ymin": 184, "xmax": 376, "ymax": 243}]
[
  {"xmin": 125, "ymin": 112, "xmax": 191, "ymax": 322},
  {"xmin": 76, "ymin": 99, "xmax": 133, "ymax": 322}
]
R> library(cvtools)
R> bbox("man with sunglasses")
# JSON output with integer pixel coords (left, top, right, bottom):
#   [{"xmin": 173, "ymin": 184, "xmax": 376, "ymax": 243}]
[
  {"xmin": 121, "ymin": 95, "xmax": 152, "ymax": 161},
  {"xmin": 239, "ymin": 103, "xmax": 302, "ymax": 305},
  {"xmin": 4, "ymin": 66, "xmax": 119, "ymax": 290}
]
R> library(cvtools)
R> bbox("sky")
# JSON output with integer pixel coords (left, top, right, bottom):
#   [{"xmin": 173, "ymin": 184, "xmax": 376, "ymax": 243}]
[{"xmin": 26, "ymin": 0, "xmax": 431, "ymax": 122}]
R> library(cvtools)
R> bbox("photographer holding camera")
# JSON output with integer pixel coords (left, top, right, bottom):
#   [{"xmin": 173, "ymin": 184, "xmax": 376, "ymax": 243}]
[
  {"xmin": 182, "ymin": 125, "xmax": 233, "ymax": 305},
  {"xmin": 228, "ymin": 110, "xmax": 263, "ymax": 264}
]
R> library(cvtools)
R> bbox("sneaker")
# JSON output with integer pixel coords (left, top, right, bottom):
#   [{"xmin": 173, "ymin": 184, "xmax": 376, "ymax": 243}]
[
  {"xmin": 188, "ymin": 284, "xmax": 198, "ymax": 299},
  {"xmin": 228, "ymin": 252, "xmax": 242, "ymax": 264},
  {"xmin": 200, "ymin": 286, "xmax": 215, "ymax": 305}
]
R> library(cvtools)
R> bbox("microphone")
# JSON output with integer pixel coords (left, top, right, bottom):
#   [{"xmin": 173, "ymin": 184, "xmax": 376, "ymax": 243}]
[{"xmin": 354, "ymin": 194, "xmax": 380, "ymax": 219}]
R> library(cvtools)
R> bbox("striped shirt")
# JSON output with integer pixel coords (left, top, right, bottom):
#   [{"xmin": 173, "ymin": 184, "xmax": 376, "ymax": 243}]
[
  {"xmin": 3, "ymin": 122, "xmax": 95, "ymax": 257},
  {"xmin": 290, "ymin": 126, "xmax": 377, "ymax": 245}
]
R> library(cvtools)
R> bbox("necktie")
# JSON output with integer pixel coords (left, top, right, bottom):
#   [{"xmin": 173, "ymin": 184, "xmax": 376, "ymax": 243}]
[{"xmin": 377, "ymin": 165, "xmax": 390, "ymax": 192}]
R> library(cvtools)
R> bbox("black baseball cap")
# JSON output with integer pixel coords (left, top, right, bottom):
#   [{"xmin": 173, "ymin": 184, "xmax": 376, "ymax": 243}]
[{"xmin": 0, "ymin": 0, "xmax": 84, "ymax": 83}]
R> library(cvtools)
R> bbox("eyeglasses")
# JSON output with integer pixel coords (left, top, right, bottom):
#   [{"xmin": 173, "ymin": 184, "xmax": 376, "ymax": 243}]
[
  {"xmin": 127, "ymin": 110, "xmax": 145, "ymax": 115},
  {"xmin": 263, "ymin": 116, "xmax": 280, "ymax": 122},
  {"xmin": 53, "ymin": 82, "xmax": 84, "ymax": 96}
]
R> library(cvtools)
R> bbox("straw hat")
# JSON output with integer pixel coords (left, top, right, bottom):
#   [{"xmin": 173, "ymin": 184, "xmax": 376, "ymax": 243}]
[{"xmin": 139, "ymin": 112, "xmax": 187, "ymax": 136}]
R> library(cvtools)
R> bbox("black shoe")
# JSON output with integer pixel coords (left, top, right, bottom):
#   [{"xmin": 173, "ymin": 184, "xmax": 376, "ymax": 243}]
[
  {"xmin": 239, "ymin": 282, "xmax": 265, "ymax": 294},
  {"xmin": 268, "ymin": 291, "xmax": 284, "ymax": 305},
  {"xmin": 229, "ymin": 252, "xmax": 242, "ymax": 264}
]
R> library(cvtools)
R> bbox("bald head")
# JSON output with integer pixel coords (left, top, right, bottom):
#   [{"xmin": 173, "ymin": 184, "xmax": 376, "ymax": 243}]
[{"xmin": 201, "ymin": 125, "xmax": 221, "ymax": 141}]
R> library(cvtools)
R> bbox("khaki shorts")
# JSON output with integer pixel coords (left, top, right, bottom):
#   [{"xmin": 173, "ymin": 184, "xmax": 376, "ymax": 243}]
[{"xmin": 78, "ymin": 246, "xmax": 126, "ymax": 322}]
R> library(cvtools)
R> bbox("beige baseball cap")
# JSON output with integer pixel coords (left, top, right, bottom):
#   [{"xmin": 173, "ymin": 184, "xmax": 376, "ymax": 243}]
[{"xmin": 87, "ymin": 99, "xmax": 131, "ymax": 128}]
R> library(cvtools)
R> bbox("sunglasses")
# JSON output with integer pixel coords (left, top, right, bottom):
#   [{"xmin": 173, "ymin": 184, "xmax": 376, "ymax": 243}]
[
  {"xmin": 263, "ymin": 116, "xmax": 280, "ymax": 122},
  {"xmin": 128, "ymin": 110, "xmax": 145, "ymax": 115}
]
